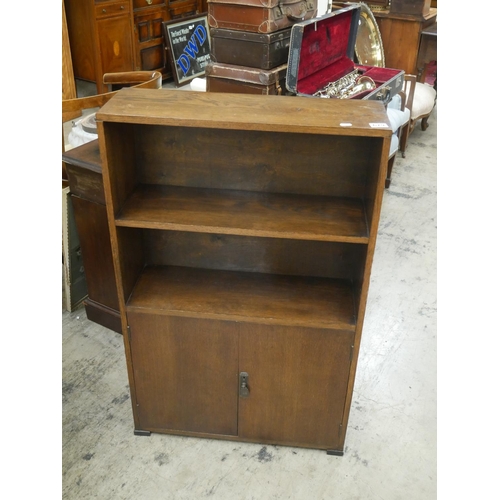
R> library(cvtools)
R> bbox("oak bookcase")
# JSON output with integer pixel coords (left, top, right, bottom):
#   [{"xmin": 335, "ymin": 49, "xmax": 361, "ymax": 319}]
[{"xmin": 97, "ymin": 88, "xmax": 391, "ymax": 454}]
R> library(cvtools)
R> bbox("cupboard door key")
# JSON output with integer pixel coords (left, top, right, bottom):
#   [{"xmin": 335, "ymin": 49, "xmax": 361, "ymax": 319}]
[{"xmin": 239, "ymin": 372, "xmax": 250, "ymax": 398}]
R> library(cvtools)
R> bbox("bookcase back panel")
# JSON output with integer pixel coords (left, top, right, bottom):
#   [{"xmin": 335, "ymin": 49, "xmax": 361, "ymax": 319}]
[
  {"xmin": 143, "ymin": 230, "xmax": 367, "ymax": 281},
  {"xmin": 133, "ymin": 125, "xmax": 381, "ymax": 198}
]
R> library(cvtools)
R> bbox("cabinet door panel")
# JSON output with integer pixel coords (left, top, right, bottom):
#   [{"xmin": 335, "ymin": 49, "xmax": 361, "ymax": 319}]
[
  {"xmin": 97, "ymin": 16, "xmax": 135, "ymax": 75},
  {"xmin": 134, "ymin": 9, "xmax": 168, "ymax": 71},
  {"xmin": 128, "ymin": 314, "xmax": 238, "ymax": 436},
  {"xmin": 238, "ymin": 324, "xmax": 353, "ymax": 449}
]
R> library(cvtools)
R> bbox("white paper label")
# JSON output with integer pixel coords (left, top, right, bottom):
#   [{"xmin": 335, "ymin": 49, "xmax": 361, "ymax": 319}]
[
  {"xmin": 340, "ymin": 123, "xmax": 352, "ymax": 127},
  {"xmin": 369, "ymin": 123, "xmax": 389, "ymax": 128}
]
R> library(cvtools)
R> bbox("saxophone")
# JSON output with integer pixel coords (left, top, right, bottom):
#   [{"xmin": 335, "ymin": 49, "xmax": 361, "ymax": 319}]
[{"xmin": 313, "ymin": 71, "xmax": 376, "ymax": 99}]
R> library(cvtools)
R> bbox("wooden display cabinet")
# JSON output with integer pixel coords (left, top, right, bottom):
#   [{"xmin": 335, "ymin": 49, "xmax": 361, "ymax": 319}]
[{"xmin": 96, "ymin": 89, "xmax": 391, "ymax": 454}]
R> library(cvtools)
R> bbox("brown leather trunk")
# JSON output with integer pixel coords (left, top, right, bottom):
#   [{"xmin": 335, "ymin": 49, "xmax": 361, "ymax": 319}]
[
  {"xmin": 207, "ymin": 0, "xmax": 317, "ymax": 34},
  {"xmin": 206, "ymin": 62, "xmax": 290, "ymax": 95},
  {"xmin": 210, "ymin": 27, "xmax": 292, "ymax": 70}
]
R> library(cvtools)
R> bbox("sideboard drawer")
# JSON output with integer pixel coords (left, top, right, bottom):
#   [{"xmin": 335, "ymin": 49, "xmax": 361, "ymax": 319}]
[{"xmin": 95, "ymin": 1, "xmax": 130, "ymax": 18}]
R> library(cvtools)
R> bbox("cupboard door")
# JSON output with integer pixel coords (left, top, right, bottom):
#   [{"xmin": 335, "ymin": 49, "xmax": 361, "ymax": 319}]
[
  {"xmin": 238, "ymin": 324, "xmax": 354, "ymax": 450},
  {"xmin": 96, "ymin": 15, "xmax": 135, "ymax": 77},
  {"xmin": 134, "ymin": 7, "xmax": 168, "ymax": 72},
  {"xmin": 128, "ymin": 314, "xmax": 238, "ymax": 436}
]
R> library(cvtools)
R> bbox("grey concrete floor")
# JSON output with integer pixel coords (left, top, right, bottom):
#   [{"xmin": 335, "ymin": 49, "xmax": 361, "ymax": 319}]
[{"xmin": 62, "ymin": 84, "xmax": 437, "ymax": 499}]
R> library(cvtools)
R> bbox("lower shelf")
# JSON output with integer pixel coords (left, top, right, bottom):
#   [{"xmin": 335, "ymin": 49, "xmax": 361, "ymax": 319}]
[{"xmin": 126, "ymin": 265, "xmax": 356, "ymax": 331}]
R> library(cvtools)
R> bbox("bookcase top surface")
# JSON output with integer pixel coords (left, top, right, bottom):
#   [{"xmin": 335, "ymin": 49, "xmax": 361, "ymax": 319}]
[{"xmin": 96, "ymin": 88, "xmax": 392, "ymax": 137}]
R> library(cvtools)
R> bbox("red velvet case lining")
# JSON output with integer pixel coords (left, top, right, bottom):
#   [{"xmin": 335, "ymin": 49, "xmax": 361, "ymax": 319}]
[{"xmin": 295, "ymin": 10, "xmax": 401, "ymax": 98}]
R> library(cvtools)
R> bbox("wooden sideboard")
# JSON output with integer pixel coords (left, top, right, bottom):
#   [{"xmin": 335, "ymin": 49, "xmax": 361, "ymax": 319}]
[
  {"xmin": 64, "ymin": 0, "xmax": 206, "ymax": 92},
  {"xmin": 373, "ymin": 8, "xmax": 437, "ymax": 80},
  {"xmin": 63, "ymin": 140, "xmax": 122, "ymax": 334}
]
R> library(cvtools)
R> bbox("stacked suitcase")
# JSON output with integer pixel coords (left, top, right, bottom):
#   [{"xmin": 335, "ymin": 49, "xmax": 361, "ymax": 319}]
[{"xmin": 206, "ymin": 0, "xmax": 318, "ymax": 95}]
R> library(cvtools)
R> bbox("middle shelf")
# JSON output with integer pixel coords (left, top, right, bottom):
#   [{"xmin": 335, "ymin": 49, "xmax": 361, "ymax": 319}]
[{"xmin": 115, "ymin": 184, "xmax": 370, "ymax": 243}]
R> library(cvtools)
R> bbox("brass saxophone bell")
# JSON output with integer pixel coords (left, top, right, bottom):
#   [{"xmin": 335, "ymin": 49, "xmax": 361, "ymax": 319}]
[{"xmin": 340, "ymin": 76, "xmax": 376, "ymax": 99}]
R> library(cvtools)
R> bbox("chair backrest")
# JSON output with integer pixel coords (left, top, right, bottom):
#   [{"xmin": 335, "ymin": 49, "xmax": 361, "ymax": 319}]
[
  {"xmin": 401, "ymin": 74, "xmax": 417, "ymax": 118},
  {"xmin": 62, "ymin": 71, "xmax": 162, "ymax": 180},
  {"xmin": 62, "ymin": 71, "xmax": 162, "ymax": 122}
]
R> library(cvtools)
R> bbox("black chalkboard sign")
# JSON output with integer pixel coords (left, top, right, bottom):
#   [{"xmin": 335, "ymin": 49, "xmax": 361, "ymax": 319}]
[{"xmin": 163, "ymin": 15, "xmax": 211, "ymax": 87}]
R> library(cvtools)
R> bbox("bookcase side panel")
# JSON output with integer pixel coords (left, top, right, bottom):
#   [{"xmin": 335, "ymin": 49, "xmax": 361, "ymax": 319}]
[
  {"xmin": 363, "ymin": 137, "xmax": 390, "ymax": 231},
  {"xmin": 337, "ymin": 135, "xmax": 391, "ymax": 451}
]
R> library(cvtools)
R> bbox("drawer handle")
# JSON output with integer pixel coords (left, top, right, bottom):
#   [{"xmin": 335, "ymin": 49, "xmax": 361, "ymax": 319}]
[
  {"xmin": 102, "ymin": 8, "xmax": 106, "ymax": 12},
  {"xmin": 121, "ymin": 5, "xmax": 124, "ymax": 8},
  {"xmin": 146, "ymin": 0, "xmax": 152, "ymax": 4}
]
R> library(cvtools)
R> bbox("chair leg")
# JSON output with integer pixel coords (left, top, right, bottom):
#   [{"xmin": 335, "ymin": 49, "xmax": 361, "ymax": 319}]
[
  {"xmin": 385, "ymin": 154, "xmax": 396, "ymax": 189},
  {"xmin": 399, "ymin": 123, "xmax": 410, "ymax": 158},
  {"xmin": 421, "ymin": 116, "xmax": 430, "ymax": 131}
]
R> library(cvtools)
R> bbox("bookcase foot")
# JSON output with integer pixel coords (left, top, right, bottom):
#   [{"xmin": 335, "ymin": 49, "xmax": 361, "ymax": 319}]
[
  {"xmin": 134, "ymin": 429, "xmax": 151, "ymax": 437},
  {"xmin": 326, "ymin": 449, "xmax": 344, "ymax": 456}
]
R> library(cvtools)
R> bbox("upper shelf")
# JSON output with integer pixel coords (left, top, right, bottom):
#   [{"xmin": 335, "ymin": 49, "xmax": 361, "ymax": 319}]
[
  {"xmin": 116, "ymin": 184, "xmax": 370, "ymax": 243},
  {"xmin": 96, "ymin": 88, "xmax": 392, "ymax": 137}
]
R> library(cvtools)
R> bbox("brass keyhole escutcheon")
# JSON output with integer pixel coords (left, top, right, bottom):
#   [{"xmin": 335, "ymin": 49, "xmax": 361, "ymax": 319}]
[{"xmin": 239, "ymin": 372, "xmax": 249, "ymax": 398}]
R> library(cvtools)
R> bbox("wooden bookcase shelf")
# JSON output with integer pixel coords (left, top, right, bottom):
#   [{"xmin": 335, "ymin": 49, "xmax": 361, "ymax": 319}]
[
  {"xmin": 116, "ymin": 185, "xmax": 370, "ymax": 242},
  {"xmin": 97, "ymin": 88, "xmax": 391, "ymax": 454}
]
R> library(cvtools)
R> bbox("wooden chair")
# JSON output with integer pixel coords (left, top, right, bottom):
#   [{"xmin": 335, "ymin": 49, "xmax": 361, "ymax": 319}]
[
  {"xmin": 62, "ymin": 71, "xmax": 162, "ymax": 312},
  {"xmin": 398, "ymin": 74, "xmax": 436, "ymax": 157},
  {"xmin": 385, "ymin": 83, "xmax": 412, "ymax": 188}
]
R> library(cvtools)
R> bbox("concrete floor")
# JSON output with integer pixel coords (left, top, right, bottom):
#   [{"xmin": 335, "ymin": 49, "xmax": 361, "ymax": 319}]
[{"xmin": 62, "ymin": 83, "xmax": 437, "ymax": 499}]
